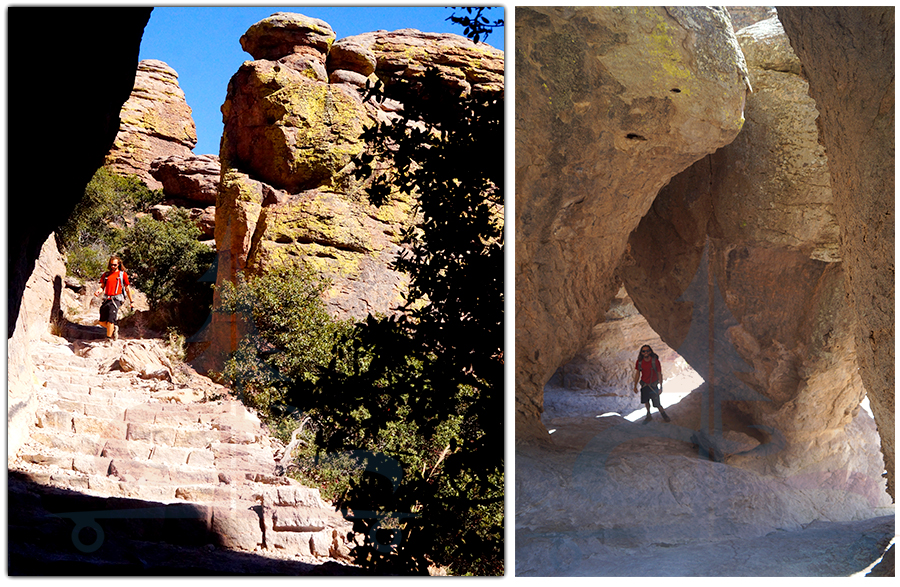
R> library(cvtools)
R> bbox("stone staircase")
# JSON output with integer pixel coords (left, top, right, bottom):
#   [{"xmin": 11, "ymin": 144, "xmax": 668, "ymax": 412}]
[{"xmin": 8, "ymin": 334, "xmax": 357, "ymax": 574}]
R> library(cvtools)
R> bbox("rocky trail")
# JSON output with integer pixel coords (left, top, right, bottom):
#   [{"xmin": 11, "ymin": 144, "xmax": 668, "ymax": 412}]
[{"xmin": 7, "ymin": 330, "xmax": 362, "ymax": 575}]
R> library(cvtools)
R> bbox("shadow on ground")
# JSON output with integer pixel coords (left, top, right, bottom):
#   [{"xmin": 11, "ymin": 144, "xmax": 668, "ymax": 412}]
[{"xmin": 8, "ymin": 470, "xmax": 364, "ymax": 576}]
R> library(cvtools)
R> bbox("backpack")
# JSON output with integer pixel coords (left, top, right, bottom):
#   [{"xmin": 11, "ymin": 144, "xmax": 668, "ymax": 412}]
[{"xmin": 104, "ymin": 271, "xmax": 126, "ymax": 302}]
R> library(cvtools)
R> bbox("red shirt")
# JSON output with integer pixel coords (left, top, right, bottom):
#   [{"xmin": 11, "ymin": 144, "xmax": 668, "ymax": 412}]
[
  {"xmin": 100, "ymin": 270, "xmax": 129, "ymax": 296},
  {"xmin": 635, "ymin": 356, "xmax": 661, "ymax": 384}
]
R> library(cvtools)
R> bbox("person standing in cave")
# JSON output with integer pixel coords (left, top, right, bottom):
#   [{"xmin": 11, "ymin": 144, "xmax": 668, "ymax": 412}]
[
  {"xmin": 94, "ymin": 255, "xmax": 133, "ymax": 341},
  {"xmin": 633, "ymin": 345, "xmax": 671, "ymax": 423}
]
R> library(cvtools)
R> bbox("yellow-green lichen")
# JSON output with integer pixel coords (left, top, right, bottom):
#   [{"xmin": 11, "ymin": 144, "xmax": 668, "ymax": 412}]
[{"xmin": 636, "ymin": 7, "xmax": 694, "ymax": 88}]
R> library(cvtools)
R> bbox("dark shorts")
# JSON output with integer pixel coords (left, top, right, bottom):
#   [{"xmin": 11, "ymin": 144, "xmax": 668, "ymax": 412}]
[
  {"xmin": 100, "ymin": 297, "xmax": 123, "ymax": 324},
  {"xmin": 640, "ymin": 383, "xmax": 661, "ymax": 407}
]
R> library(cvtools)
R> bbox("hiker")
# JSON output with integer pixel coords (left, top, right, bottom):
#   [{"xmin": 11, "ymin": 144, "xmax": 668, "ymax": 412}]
[
  {"xmin": 633, "ymin": 345, "xmax": 670, "ymax": 423},
  {"xmin": 94, "ymin": 255, "xmax": 133, "ymax": 340}
]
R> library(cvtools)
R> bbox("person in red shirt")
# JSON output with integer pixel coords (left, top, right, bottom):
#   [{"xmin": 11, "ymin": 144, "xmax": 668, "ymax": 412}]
[
  {"xmin": 94, "ymin": 255, "xmax": 133, "ymax": 340},
  {"xmin": 633, "ymin": 345, "xmax": 670, "ymax": 423}
]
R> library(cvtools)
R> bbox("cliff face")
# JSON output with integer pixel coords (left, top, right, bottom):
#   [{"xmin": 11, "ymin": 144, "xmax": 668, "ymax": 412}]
[
  {"xmin": 201, "ymin": 12, "xmax": 503, "ymax": 369},
  {"xmin": 778, "ymin": 6, "xmax": 895, "ymax": 500}
]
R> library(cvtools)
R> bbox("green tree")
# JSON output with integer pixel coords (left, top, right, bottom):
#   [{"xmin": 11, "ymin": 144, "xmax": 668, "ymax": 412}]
[
  {"xmin": 298, "ymin": 60, "xmax": 504, "ymax": 574},
  {"xmin": 57, "ymin": 166, "xmax": 163, "ymax": 251},
  {"xmin": 118, "ymin": 210, "xmax": 214, "ymax": 311}
]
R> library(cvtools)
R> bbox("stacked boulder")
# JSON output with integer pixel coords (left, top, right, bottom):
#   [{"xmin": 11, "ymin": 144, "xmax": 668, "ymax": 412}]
[
  {"xmin": 105, "ymin": 60, "xmax": 198, "ymax": 190},
  {"xmin": 203, "ymin": 12, "xmax": 503, "ymax": 369}
]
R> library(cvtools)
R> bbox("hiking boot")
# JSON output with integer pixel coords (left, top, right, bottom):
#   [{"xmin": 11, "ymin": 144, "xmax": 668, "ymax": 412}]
[
  {"xmin": 661, "ymin": 411, "xmax": 671, "ymax": 422},
  {"xmin": 643, "ymin": 414, "xmax": 653, "ymax": 424}
]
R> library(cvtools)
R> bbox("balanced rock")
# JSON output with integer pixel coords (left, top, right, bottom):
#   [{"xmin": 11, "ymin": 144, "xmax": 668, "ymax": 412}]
[
  {"xmin": 150, "ymin": 154, "xmax": 221, "ymax": 205},
  {"xmin": 105, "ymin": 60, "xmax": 197, "ymax": 189},
  {"xmin": 240, "ymin": 12, "xmax": 335, "ymax": 62}
]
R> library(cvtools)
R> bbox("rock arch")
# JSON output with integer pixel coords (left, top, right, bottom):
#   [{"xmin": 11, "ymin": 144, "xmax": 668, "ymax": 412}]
[{"xmin": 515, "ymin": 7, "xmax": 893, "ymax": 568}]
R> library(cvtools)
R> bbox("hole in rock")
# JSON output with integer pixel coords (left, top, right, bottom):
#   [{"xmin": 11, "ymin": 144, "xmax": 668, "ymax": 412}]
[
  {"xmin": 670, "ymin": 88, "xmax": 681, "ymax": 93},
  {"xmin": 625, "ymin": 133, "xmax": 647, "ymax": 141},
  {"xmin": 542, "ymin": 286, "xmax": 702, "ymax": 426}
]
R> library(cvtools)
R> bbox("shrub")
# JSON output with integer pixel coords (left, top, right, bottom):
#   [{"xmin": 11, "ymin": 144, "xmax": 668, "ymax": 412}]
[
  {"xmin": 58, "ymin": 166, "xmax": 163, "ymax": 251},
  {"xmin": 118, "ymin": 210, "xmax": 215, "ymax": 311},
  {"xmin": 65, "ymin": 242, "xmax": 111, "ymax": 281},
  {"xmin": 216, "ymin": 265, "xmax": 354, "ymax": 421}
]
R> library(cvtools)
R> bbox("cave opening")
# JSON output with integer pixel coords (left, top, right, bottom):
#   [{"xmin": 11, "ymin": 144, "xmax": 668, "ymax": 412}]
[{"xmin": 542, "ymin": 285, "xmax": 704, "ymax": 428}]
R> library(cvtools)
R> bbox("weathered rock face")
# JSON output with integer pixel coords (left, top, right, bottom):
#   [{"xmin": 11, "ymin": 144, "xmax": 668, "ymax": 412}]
[
  {"xmin": 8, "ymin": 235, "xmax": 67, "ymax": 458},
  {"xmin": 202, "ymin": 13, "xmax": 503, "ymax": 370},
  {"xmin": 617, "ymin": 11, "xmax": 888, "ymax": 507},
  {"xmin": 778, "ymin": 5, "xmax": 895, "ymax": 501},
  {"xmin": 221, "ymin": 59, "xmax": 366, "ymax": 194},
  {"xmin": 105, "ymin": 59, "xmax": 197, "ymax": 190},
  {"xmin": 515, "ymin": 6, "xmax": 750, "ymax": 442},
  {"xmin": 336, "ymin": 29, "xmax": 504, "ymax": 97}
]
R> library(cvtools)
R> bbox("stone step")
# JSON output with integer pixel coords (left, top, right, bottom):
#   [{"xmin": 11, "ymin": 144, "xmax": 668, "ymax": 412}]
[{"xmin": 16, "ymin": 337, "xmax": 356, "ymax": 567}]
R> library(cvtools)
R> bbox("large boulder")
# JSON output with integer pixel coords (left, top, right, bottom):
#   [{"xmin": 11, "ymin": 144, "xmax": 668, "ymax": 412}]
[
  {"xmin": 150, "ymin": 154, "xmax": 221, "ymax": 205},
  {"xmin": 105, "ymin": 59, "xmax": 198, "ymax": 189},
  {"xmin": 515, "ymin": 6, "xmax": 750, "ymax": 443},
  {"xmin": 777, "ymin": 5, "xmax": 895, "ymax": 501},
  {"xmin": 221, "ymin": 59, "xmax": 366, "ymax": 193}
]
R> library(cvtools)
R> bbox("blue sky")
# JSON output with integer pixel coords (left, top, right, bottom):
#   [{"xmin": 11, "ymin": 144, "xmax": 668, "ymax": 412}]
[{"xmin": 138, "ymin": 6, "xmax": 506, "ymax": 156}]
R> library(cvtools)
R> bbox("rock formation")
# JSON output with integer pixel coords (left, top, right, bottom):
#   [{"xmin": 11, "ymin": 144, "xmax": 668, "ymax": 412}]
[
  {"xmin": 150, "ymin": 153, "xmax": 221, "ymax": 242},
  {"xmin": 515, "ymin": 6, "xmax": 751, "ymax": 442},
  {"xmin": 778, "ymin": 5, "xmax": 895, "ymax": 502},
  {"xmin": 105, "ymin": 59, "xmax": 198, "ymax": 190},
  {"xmin": 202, "ymin": 12, "xmax": 503, "ymax": 369},
  {"xmin": 619, "ymin": 15, "xmax": 862, "ymax": 482},
  {"xmin": 150, "ymin": 154, "xmax": 221, "ymax": 206},
  {"xmin": 515, "ymin": 6, "xmax": 893, "ymax": 573},
  {"xmin": 727, "ymin": 6, "xmax": 777, "ymax": 30}
]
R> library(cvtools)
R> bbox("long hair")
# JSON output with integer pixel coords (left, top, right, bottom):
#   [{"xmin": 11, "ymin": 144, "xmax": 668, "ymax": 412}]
[
  {"xmin": 107, "ymin": 255, "xmax": 126, "ymax": 273},
  {"xmin": 637, "ymin": 345, "xmax": 659, "ymax": 362}
]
